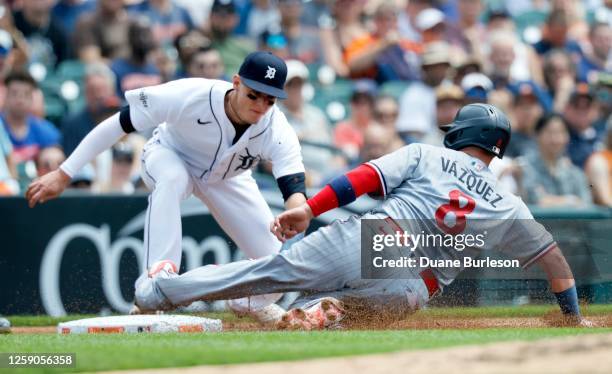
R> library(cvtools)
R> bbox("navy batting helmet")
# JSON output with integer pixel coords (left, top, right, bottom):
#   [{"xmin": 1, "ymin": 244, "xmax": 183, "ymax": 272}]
[{"xmin": 441, "ymin": 103, "xmax": 511, "ymax": 158}]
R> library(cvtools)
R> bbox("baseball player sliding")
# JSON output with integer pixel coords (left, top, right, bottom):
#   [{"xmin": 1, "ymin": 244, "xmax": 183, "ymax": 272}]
[
  {"xmin": 132, "ymin": 104, "xmax": 593, "ymax": 329},
  {"xmin": 25, "ymin": 51, "xmax": 307, "ymax": 322}
]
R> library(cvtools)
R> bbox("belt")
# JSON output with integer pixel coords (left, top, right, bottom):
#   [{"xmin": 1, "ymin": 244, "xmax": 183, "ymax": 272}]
[{"xmin": 419, "ymin": 268, "xmax": 440, "ymax": 298}]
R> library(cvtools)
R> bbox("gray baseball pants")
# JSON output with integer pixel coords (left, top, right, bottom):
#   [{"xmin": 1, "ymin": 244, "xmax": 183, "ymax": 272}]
[{"xmin": 155, "ymin": 214, "xmax": 431, "ymax": 314}]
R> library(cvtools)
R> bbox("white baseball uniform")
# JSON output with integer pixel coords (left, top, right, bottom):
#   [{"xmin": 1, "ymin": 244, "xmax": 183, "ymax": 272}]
[
  {"xmin": 126, "ymin": 78, "xmax": 304, "ymax": 273},
  {"xmin": 59, "ymin": 78, "xmax": 305, "ymax": 303}
]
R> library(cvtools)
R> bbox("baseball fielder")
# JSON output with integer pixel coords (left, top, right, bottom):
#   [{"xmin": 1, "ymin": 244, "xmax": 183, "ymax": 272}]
[
  {"xmin": 25, "ymin": 52, "xmax": 307, "ymax": 321},
  {"xmin": 133, "ymin": 104, "xmax": 593, "ymax": 329}
]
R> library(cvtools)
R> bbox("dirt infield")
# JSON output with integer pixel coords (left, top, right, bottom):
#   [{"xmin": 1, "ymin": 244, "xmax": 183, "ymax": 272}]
[
  {"xmin": 10, "ymin": 314, "xmax": 612, "ymax": 334},
  {"xmin": 105, "ymin": 332, "xmax": 612, "ymax": 374}
]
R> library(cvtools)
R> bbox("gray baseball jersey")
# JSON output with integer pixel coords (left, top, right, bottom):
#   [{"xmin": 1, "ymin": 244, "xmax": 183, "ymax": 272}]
[
  {"xmin": 125, "ymin": 78, "xmax": 305, "ymax": 183},
  {"xmin": 366, "ymin": 143, "xmax": 555, "ymax": 286},
  {"xmin": 146, "ymin": 144, "xmax": 555, "ymax": 314}
]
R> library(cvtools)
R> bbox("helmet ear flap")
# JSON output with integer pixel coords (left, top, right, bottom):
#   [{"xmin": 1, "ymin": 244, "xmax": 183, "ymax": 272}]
[
  {"xmin": 445, "ymin": 129, "xmax": 462, "ymax": 145},
  {"xmin": 439, "ymin": 124, "xmax": 453, "ymax": 133}
]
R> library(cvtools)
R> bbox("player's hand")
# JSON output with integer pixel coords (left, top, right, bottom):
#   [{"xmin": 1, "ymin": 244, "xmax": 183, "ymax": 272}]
[
  {"xmin": 270, "ymin": 204, "xmax": 313, "ymax": 242},
  {"xmin": 25, "ymin": 168, "xmax": 71, "ymax": 208}
]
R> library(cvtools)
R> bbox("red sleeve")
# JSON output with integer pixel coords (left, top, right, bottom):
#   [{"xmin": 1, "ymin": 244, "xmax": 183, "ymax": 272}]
[
  {"xmin": 346, "ymin": 163, "xmax": 383, "ymax": 196},
  {"xmin": 306, "ymin": 164, "xmax": 383, "ymax": 217}
]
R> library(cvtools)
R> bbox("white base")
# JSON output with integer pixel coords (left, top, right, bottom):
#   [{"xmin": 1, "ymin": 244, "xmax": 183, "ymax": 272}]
[{"xmin": 58, "ymin": 315, "xmax": 222, "ymax": 334}]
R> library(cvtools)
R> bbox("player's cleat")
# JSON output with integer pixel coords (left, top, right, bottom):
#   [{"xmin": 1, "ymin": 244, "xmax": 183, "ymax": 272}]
[
  {"xmin": 0, "ymin": 317, "xmax": 10, "ymax": 333},
  {"xmin": 148, "ymin": 260, "xmax": 178, "ymax": 278},
  {"xmin": 228, "ymin": 301, "xmax": 286, "ymax": 326},
  {"xmin": 128, "ymin": 304, "xmax": 142, "ymax": 315},
  {"xmin": 135, "ymin": 261, "xmax": 178, "ymax": 312},
  {"xmin": 276, "ymin": 308, "xmax": 311, "ymax": 330},
  {"xmin": 276, "ymin": 297, "xmax": 345, "ymax": 330}
]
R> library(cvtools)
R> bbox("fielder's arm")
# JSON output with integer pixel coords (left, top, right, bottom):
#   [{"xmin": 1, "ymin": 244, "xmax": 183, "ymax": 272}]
[
  {"xmin": 26, "ymin": 108, "xmax": 132, "ymax": 207},
  {"xmin": 535, "ymin": 245, "xmax": 593, "ymax": 326},
  {"xmin": 276, "ymin": 173, "xmax": 307, "ymax": 210},
  {"xmin": 271, "ymin": 164, "xmax": 382, "ymax": 241}
]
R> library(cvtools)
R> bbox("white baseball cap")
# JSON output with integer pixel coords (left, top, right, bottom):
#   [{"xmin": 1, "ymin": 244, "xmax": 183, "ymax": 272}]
[
  {"xmin": 461, "ymin": 73, "xmax": 493, "ymax": 92},
  {"xmin": 285, "ymin": 59, "xmax": 309, "ymax": 84},
  {"xmin": 416, "ymin": 8, "xmax": 445, "ymax": 31}
]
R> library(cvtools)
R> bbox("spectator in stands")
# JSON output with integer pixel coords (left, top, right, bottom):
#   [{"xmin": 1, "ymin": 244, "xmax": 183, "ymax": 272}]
[
  {"xmin": 551, "ymin": 0, "xmax": 590, "ymax": 45},
  {"xmin": 396, "ymin": 41, "xmax": 452, "ymax": 141},
  {"xmin": 344, "ymin": 3, "xmax": 421, "ymax": 83},
  {"xmin": 486, "ymin": 29, "xmax": 544, "ymax": 88},
  {"xmin": 278, "ymin": 59, "xmax": 330, "ymax": 145},
  {"xmin": 68, "ymin": 162, "xmax": 94, "ymax": 190},
  {"xmin": 333, "ymin": 81, "xmax": 377, "ymax": 161},
  {"xmin": 173, "ymin": 29, "xmax": 210, "ymax": 78},
  {"xmin": 279, "ymin": 59, "xmax": 334, "ymax": 187},
  {"xmin": 448, "ymin": 0, "xmax": 485, "ymax": 58},
  {"xmin": 0, "ymin": 0, "xmax": 30, "ymax": 68},
  {"xmin": 533, "ymin": 9, "xmax": 583, "ymax": 57},
  {"xmin": 585, "ymin": 119, "xmax": 612, "ymax": 206},
  {"xmin": 486, "ymin": 30, "xmax": 516, "ymax": 89},
  {"xmin": 73, "ymin": 0, "xmax": 132, "ymax": 62},
  {"xmin": 485, "ymin": 6, "xmax": 514, "ymax": 32},
  {"xmin": 300, "ymin": 0, "xmax": 329, "ymax": 28},
  {"xmin": 373, "ymin": 94, "xmax": 398, "ymax": 129},
  {"xmin": 564, "ymin": 83, "xmax": 605, "ymax": 168},
  {"xmin": 460, "ymin": 72, "xmax": 493, "ymax": 104},
  {"xmin": 97, "ymin": 142, "xmax": 139, "ymax": 194},
  {"xmin": 61, "ymin": 63, "xmax": 120, "ymax": 156},
  {"xmin": 110, "ymin": 18, "xmax": 162, "ymax": 98},
  {"xmin": 208, "ymin": 0, "xmax": 254, "ymax": 76},
  {"xmin": 592, "ymin": 72, "xmax": 612, "ymax": 133},
  {"xmin": 505, "ymin": 80, "xmax": 550, "ymax": 158},
  {"xmin": 422, "ymin": 83, "xmax": 464, "ymax": 147},
  {"xmin": 258, "ymin": 28, "xmax": 290, "ymax": 60},
  {"xmin": 0, "ymin": 29, "xmax": 15, "ymax": 109},
  {"xmin": 128, "ymin": 0, "xmax": 194, "ymax": 49},
  {"xmin": 543, "ymin": 49, "xmax": 577, "ymax": 112},
  {"xmin": 319, "ymin": 0, "xmax": 367, "ymax": 78},
  {"xmin": 52, "ymin": 0, "xmax": 96, "ymax": 36},
  {"xmin": 373, "ymin": 94, "xmax": 405, "ymax": 151},
  {"xmin": 576, "ymin": 22, "xmax": 611, "ymax": 83},
  {"xmin": 415, "ymin": 8, "xmax": 446, "ymax": 44},
  {"xmin": 35, "ymin": 146, "xmax": 65, "ymax": 177},
  {"xmin": 276, "ymin": 0, "xmax": 321, "ymax": 64},
  {"xmin": 0, "ymin": 121, "xmax": 18, "ymax": 195},
  {"xmin": 13, "ymin": 0, "xmax": 69, "ymax": 66},
  {"xmin": 185, "ymin": 46, "xmax": 226, "ymax": 80},
  {"xmin": 1, "ymin": 70, "xmax": 63, "ymax": 186},
  {"xmin": 452, "ymin": 54, "xmax": 482, "ymax": 87},
  {"xmin": 415, "ymin": 7, "xmax": 467, "ymax": 60},
  {"xmin": 398, "ymin": 0, "xmax": 432, "ymax": 42},
  {"xmin": 520, "ymin": 113, "xmax": 592, "ymax": 207},
  {"xmin": 243, "ymin": 0, "xmax": 280, "ymax": 39},
  {"xmin": 358, "ymin": 123, "xmax": 403, "ymax": 164}
]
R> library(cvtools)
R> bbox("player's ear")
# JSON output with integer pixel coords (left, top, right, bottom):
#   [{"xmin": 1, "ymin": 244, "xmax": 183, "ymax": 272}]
[{"xmin": 232, "ymin": 75, "xmax": 241, "ymax": 90}]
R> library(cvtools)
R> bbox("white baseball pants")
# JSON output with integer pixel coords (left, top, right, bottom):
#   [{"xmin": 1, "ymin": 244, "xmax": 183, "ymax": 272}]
[{"xmin": 136, "ymin": 139, "xmax": 283, "ymax": 308}]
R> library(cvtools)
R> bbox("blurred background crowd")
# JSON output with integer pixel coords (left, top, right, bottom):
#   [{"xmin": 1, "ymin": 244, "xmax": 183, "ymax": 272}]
[{"xmin": 0, "ymin": 0, "xmax": 610, "ymax": 209}]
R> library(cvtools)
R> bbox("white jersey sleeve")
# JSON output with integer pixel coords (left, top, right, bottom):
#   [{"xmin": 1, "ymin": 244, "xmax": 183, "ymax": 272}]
[
  {"xmin": 262, "ymin": 108, "xmax": 305, "ymax": 178},
  {"xmin": 495, "ymin": 199, "xmax": 556, "ymax": 268},
  {"xmin": 366, "ymin": 144, "xmax": 422, "ymax": 197},
  {"xmin": 124, "ymin": 79, "xmax": 203, "ymax": 132}
]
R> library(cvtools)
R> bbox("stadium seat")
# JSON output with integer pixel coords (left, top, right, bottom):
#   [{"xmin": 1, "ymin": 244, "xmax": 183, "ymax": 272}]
[
  {"xmin": 379, "ymin": 81, "xmax": 409, "ymax": 100},
  {"xmin": 56, "ymin": 60, "xmax": 86, "ymax": 82}
]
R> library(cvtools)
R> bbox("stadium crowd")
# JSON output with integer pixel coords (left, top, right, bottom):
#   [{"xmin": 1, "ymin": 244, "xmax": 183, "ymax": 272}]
[{"xmin": 0, "ymin": 0, "xmax": 610, "ymax": 208}]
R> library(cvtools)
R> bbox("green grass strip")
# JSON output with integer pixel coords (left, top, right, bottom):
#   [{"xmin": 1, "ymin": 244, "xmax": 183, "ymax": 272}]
[{"xmin": 0, "ymin": 328, "xmax": 610, "ymax": 373}]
